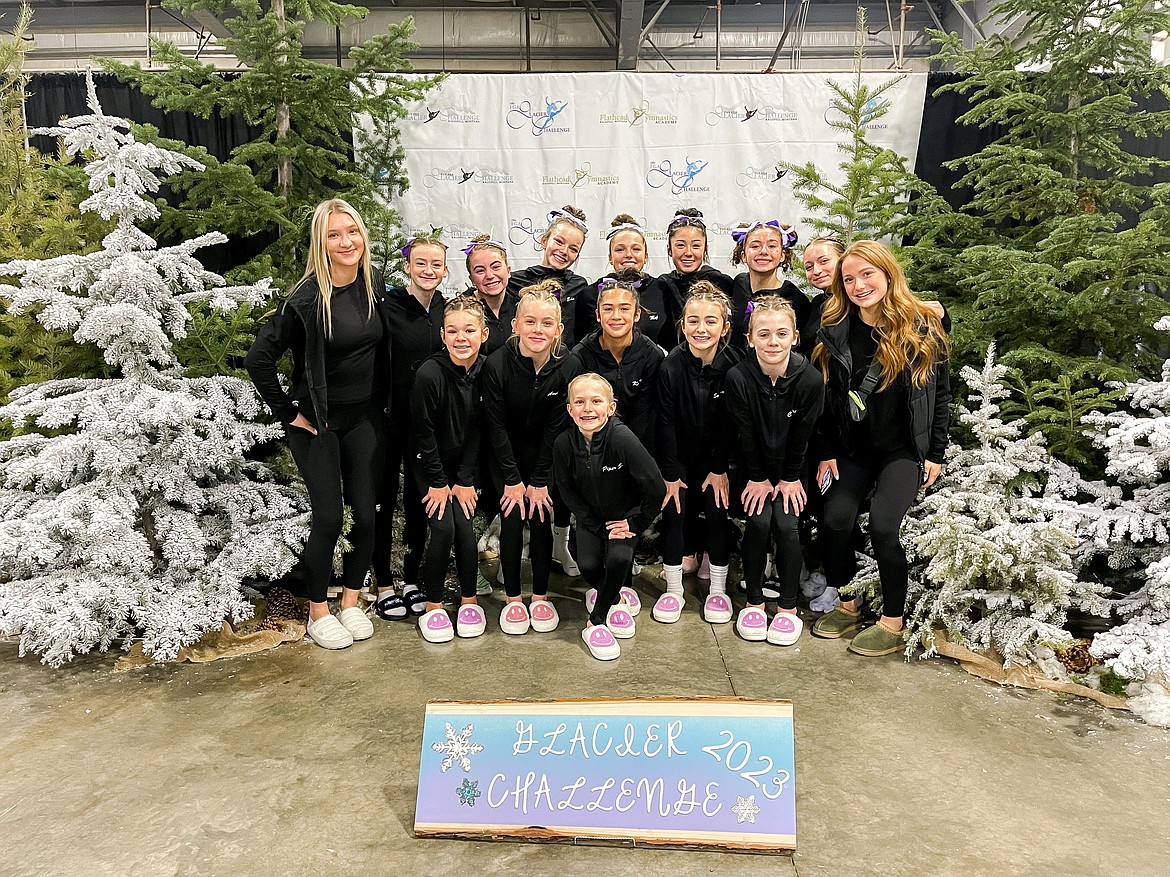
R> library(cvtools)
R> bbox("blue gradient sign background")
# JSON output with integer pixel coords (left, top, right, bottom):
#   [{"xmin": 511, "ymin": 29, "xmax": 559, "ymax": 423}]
[{"xmin": 414, "ymin": 698, "xmax": 796, "ymax": 851}]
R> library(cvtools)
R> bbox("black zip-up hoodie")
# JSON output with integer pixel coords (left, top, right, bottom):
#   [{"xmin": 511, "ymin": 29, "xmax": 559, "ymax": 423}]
[
  {"xmin": 409, "ymin": 351, "xmax": 484, "ymax": 489},
  {"xmin": 582, "ymin": 272, "xmax": 676, "ymax": 350},
  {"xmin": 482, "ymin": 338, "xmax": 580, "ymax": 488},
  {"xmin": 724, "ymin": 350, "xmax": 825, "ymax": 484},
  {"xmin": 815, "ymin": 316, "xmax": 951, "ymax": 466},
  {"xmin": 656, "ymin": 342, "xmax": 743, "ymax": 481},
  {"xmin": 659, "ymin": 265, "xmax": 734, "ymax": 328},
  {"xmin": 729, "ymin": 274, "xmax": 812, "ymax": 354},
  {"xmin": 386, "ymin": 284, "xmax": 445, "ymax": 425},
  {"xmin": 507, "ymin": 265, "xmax": 590, "ymax": 347},
  {"xmin": 245, "ymin": 272, "xmax": 391, "ymax": 429},
  {"xmin": 570, "ymin": 330, "xmax": 665, "ymax": 453},
  {"xmin": 553, "ymin": 417, "xmax": 667, "ymax": 540},
  {"xmin": 466, "ymin": 289, "xmax": 519, "ymax": 358}
]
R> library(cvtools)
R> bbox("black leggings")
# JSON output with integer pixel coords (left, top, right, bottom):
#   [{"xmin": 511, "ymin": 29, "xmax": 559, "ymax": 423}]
[
  {"xmin": 742, "ymin": 494, "xmax": 801, "ymax": 608},
  {"xmin": 495, "ymin": 471, "xmax": 554, "ymax": 599},
  {"xmin": 374, "ymin": 427, "xmax": 428, "ymax": 588},
  {"xmin": 413, "ymin": 469, "xmax": 479, "ymax": 604},
  {"xmin": 661, "ymin": 477, "xmax": 731, "ymax": 568},
  {"xmin": 576, "ymin": 528, "xmax": 637, "ymax": 627},
  {"xmin": 819, "ymin": 454, "xmax": 921, "ymax": 618},
  {"xmin": 286, "ymin": 401, "xmax": 382, "ymax": 603}
]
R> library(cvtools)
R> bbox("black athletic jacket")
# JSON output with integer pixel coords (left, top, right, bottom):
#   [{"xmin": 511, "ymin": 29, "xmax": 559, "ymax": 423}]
[
  {"xmin": 245, "ymin": 272, "xmax": 390, "ymax": 429},
  {"xmin": 656, "ymin": 343, "xmax": 743, "ymax": 481},
  {"xmin": 482, "ymin": 338, "xmax": 580, "ymax": 488},
  {"xmin": 468, "ymin": 289, "xmax": 519, "ymax": 358},
  {"xmin": 570, "ymin": 330, "xmax": 665, "ymax": 453},
  {"xmin": 552, "ymin": 418, "xmax": 666, "ymax": 540},
  {"xmin": 659, "ymin": 265, "xmax": 734, "ymax": 332},
  {"xmin": 582, "ymin": 272, "xmax": 675, "ymax": 350},
  {"xmin": 815, "ymin": 316, "xmax": 951, "ymax": 466},
  {"xmin": 729, "ymin": 274, "xmax": 812, "ymax": 354},
  {"xmin": 506, "ymin": 265, "xmax": 590, "ymax": 347},
  {"xmin": 386, "ymin": 284, "xmax": 445, "ymax": 427},
  {"xmin": 409, "ymin": 351, "xmax": 484, "ymax": 489},
  {"xmin": 724, "ymin": 351, "xmax": 825, "ymax": 484}
]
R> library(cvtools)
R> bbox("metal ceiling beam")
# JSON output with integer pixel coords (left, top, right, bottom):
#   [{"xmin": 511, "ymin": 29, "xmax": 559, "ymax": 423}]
[{"xmin": 615, "ymin": 0, "xmax": 646, "ymax": 69}]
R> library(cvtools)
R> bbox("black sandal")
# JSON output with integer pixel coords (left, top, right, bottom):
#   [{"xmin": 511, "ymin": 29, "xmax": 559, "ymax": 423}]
[
  {"xmin": 403, "ymin": 588, "xmax": 428, "ymax": 617},
  {"xmin": 374, "ymin": 592, "xmax": 408, "ymax": 621}
]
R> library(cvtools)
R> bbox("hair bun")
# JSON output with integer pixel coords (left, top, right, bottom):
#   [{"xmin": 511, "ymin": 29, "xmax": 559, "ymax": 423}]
[
  {"xmin": 561, "ymin": 204, "xmax": 587, "ymax": 222},
  {"xmin": 471, "ymin": 233, "xmax": 491, "ymax": 244},
  {"xmin": 611, "ymin": 213, "xmax": 638, "ymax": 227}
]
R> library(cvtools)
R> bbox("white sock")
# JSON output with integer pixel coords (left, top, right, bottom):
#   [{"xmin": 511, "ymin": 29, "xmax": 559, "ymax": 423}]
[
  {"xmin": 402, "ymin": 583, "xmax": 419, "ymax": 595},
  {"xmin": 708, "ymin": 564, "xmax": 729, "ymax": 596},
  {"xmin": 663, "ymin": 564, "xmax": 684, "ymax": 596},
  {"xmin": 553, "ymin": 525, "xmax": 570, "ymax": 550}
]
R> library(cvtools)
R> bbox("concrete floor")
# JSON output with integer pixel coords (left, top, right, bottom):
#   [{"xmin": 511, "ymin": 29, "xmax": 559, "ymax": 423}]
[{"xmin": 2, "ymin": 570, "xmax": 1168, "ymax": 877}]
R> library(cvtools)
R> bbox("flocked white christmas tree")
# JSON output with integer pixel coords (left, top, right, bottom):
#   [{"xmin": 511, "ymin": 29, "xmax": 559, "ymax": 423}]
[
  {"xmin": 895, "ymin": 345, "xmax": 1112, "ymax": 666},
  {"xmin": 1087, "ymin": 317, "xmax": 1170, "ymax": 684},
  {"xmin": 0, "ymin": 74, "xmax": 308, "ymax": 666}
]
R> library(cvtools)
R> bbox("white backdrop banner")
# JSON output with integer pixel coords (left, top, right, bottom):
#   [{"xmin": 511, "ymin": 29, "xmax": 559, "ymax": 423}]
[{"xmin": 357, "ymin": 72, "xmax": 928, "ymax": 290}]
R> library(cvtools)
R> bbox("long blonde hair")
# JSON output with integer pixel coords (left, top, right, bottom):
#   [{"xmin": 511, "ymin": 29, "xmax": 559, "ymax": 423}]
[
  {"xmin": 300, "ymin": 199, "xmax": 374, "ymax": 339},
  {"xmin": 812, "ymin": 240, "xmax": 948, "ymax": 390}
]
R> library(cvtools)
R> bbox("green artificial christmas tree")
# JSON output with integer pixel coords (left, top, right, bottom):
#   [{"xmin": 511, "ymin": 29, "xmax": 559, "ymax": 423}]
[
  {"xmin": 902, "ymin": 0, "xmax": 1170, "ymax": 470},
  {"xmin": 0, "ymin": 3, "xmax": 111, "ymax": 412},
  {"xmin": 103, "ymin": 0, "xmax": 441, "ymax": 287},
  {"xmin": 783, "ymin": 7, "xmax": 956, "ymax": 245}
]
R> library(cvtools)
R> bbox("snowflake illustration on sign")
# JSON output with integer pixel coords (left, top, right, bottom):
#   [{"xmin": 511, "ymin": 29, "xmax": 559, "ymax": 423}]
[
  {"xmin": 456, "ymin": 778, "xmax": 482, "ymax": 807},
  {"xmin": 431, "ymin": 722, "xmax": 484, "ymax": 772},
  {"xmin": 732, "ymin": 795, "xmax": 761, "ymax": 824}
]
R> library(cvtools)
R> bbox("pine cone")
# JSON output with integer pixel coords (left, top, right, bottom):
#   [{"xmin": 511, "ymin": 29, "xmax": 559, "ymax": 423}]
[
  {"xmin": 259, "ymin": 587, "xmax": 302, "ymax": 631},
  {"xmin": 1056, "ymin": 640, "xmax": 1098, "ymax": 674}
]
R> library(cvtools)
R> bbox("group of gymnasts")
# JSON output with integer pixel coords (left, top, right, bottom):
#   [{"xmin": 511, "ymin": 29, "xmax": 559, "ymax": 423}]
[{"xmin": 245, "ymin": 199, "xmax": 951, "ymax": 662}]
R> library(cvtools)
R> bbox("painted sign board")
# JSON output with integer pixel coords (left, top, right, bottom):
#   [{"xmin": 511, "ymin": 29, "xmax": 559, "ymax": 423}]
[{"xmin": 414, "ymin": 697, "xmax": 796, "ymax": 853}]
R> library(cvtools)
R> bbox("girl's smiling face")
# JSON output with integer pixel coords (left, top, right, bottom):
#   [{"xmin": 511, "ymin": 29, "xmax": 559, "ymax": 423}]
[
  {"xmin": 442, "ymin": 309, "xmax": 488, "ymax": 367},
  {"xmin": 744, "ymin": 228, "xmax": 785, "ymax": 276},
  {"xmin": 682, "ymin": 299, "xmax": 729, "ymax": 357},
  {"xmin": 567, "ymin": 379, "xmax": 616, "ymax": 437},
  {"xmin": 542, "ymin": 225, "xmax": 585, "ymax": 270},
  {"xmin": 468, "ymin": 248, "xmax": 510, "ymax": 298},
  {"xmin": 597, "ymin": 287, "xmax": 640, "ymax": 342},
  {"xmin": 748, "ymin": 310, "xmax": 797, "ymax": 368},
  {"xmin": 608, "ymin": 230, "xmax": 647, "ymax": 274},
  {"xmin": 669, "ymin": 227, "xmax": 707, "ymax": 274},
  {"xmin": 325, "ymin": 211, "xmax": 364, "ymax": 276},
  {"xmin": 407, "ymin": 242, "xmax": 447, "ymax": 292},
  {"xmin": 841, "ymin": 255, "xmax": 890, "ymax": 315},
  {"xmin": 803, "ymin": 242, "xmax": 840, "ymax": 292},
  {"xmin": 513, "ymin": 299, "xmax": 562, "ymax": 359}
]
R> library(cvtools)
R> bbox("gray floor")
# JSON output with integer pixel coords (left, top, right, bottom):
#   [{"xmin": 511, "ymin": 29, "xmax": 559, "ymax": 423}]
[{"xmin": 2, "ymin": 571, "xmax": 1168, "ymax": 877}]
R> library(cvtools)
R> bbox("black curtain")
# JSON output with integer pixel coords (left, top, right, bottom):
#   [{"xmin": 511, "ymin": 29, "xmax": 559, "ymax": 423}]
[
  {"xmin": 26, "ymin": 71, "xmax": 257, "ymax": 161},
  {"xmin": 918, "ymin": 71, "xmax": 1170, "ymax": 214}
]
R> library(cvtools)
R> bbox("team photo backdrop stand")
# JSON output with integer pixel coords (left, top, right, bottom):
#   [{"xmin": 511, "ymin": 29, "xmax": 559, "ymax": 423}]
[
  {"xmin": 360, "ymin": 71, "xmax": 928, "ymax": 289},
  {"xmin": 414, "ymin": 697, "xmax": 797, "ymax": 853}
]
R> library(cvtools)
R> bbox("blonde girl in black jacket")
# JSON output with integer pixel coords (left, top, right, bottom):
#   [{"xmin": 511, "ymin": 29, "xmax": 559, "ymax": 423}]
[{"xmin": 245, "ymin": 199, "xmax": 389, "ymax": 650}]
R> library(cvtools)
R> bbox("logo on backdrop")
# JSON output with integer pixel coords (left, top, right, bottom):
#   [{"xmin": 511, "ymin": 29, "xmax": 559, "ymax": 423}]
[
  {"xmin": 736, "ymin": 165, "xmax": 788, "ymax": 187},
  {"xmin": 647, "ymin": 157, "xmax": 711, "ymax": 195},
  {"xmin": 405, "ymin": 105, "xmax": 483, "ymax": 124},
  {"xmin": 542, "ymin": 162, "xmax": 620, "ymax": 188},
  {"xmin": 598, "ymin": 100, "xmax": 679, "ymax": 127},
  {"xmin": 706, "ymin": 104, "xmax": 797, "ymax": 126},
  {"xmin": 824, "ymin": 96, "xmax": 890, "ymax": 130},
  {"xmin": 508, "ymin": 217, "xmax": 546, "ymax": 253},
  {"xmin": 422, "ymin": 166, "xmax": 515, "ymax": 188},
  {"xmin": 507, "ymin": 97, "xmax": 571, "ymax": 136}
]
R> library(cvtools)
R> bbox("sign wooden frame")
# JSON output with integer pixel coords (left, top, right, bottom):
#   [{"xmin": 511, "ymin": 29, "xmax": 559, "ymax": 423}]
[{"xmin": 413, "ymin": 696, "xmax": 796, "ymax": 854}]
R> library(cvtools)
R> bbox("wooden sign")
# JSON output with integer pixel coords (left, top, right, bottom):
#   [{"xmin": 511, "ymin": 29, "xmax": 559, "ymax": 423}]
[{"xmin": 413, "ymin": 696, "xmax": 796, "ymax": 853}]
